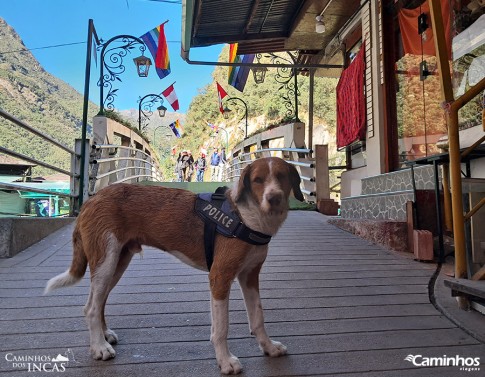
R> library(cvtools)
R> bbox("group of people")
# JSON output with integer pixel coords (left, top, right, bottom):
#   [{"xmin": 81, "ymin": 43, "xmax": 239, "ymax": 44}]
[{"xmin": 174, "ymin": 147, "xmax": 227, "ymax": 182}]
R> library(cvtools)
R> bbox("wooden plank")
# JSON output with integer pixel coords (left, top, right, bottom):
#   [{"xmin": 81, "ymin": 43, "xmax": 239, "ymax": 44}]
[
  {"xmin": 444, "ymin": 278, "xmax": 485, "ymax": 299},
  {"xmin": 1, "ymin": 211, "xmax": 484, "ymax": 377}
]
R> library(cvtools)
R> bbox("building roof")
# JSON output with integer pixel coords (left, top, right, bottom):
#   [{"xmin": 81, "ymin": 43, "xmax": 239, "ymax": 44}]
[{"xmin": 181, "ymin": 0, "xmax": 363, "ymax": 77}]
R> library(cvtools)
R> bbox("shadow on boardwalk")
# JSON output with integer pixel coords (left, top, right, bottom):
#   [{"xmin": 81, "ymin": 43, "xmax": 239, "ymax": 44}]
[{"xmin": 0, "ymin": 211, "xmax": 483, "ymax": 376}]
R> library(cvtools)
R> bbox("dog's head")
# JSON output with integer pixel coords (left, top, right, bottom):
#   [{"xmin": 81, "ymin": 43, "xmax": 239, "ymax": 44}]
[{"xmin": 233, "ymin": 157, "xmax": 304, "ymax": 214}]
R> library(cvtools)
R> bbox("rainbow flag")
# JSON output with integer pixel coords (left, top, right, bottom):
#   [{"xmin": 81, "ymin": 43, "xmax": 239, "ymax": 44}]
[
  {"xmin": 169, "ymin": 119, "xmax": 183, "ymax": 138},
  {"xmin": 140, "ymin": 24, "xmax": 171, "ymax": 79},
  {"xmin": 228, "ymin": 43, "xmax": 254, "ymax": 92}
]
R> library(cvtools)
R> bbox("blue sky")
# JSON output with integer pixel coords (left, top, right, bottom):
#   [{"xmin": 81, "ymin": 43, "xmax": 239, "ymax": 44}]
[{"xmin": 1, "ymin": 0, "xmax": 222, "ymax": 113}]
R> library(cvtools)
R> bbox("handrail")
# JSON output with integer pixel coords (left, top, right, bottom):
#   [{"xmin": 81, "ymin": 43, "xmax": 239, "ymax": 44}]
[
  {"xmin": 89, "ymin": 141, "xmax": 162, "ymax": 194},
  {"xmin": 93, "ymin": 144, "xmax": 152, "ymax": 155},
  {"xmin": 0, "ymin": 146, "xmax": 74, "ymax": 177},
  {"xmin": 94, "ymin": 165, "xmax": 160, "ymax": 180},
  {"xmin": 0, "ymin": 109, "xmax": 77, "ymax": 156},
  {"xmin": 93, "ymin": 156, "xmax": 154, "ymax": 165},
  {"xmin": 110, "ymin": 174, "xmax": 159, "ymax": 184},
  {"xmin": 430, "ymin": 0, "xmax": 485, "ymax": 286},
  {"xmin": 237, "ymin": 147, "xmax": 312, "ymax": 158},
  {"xmin": 0, "ymin": 108, "xmax": 79, "ymax": 216}
]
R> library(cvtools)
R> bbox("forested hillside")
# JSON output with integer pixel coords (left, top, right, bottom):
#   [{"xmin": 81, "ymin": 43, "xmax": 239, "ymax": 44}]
[{"xmin": 0, "ymin": 18, "xmax": 100, "ymax": 177}]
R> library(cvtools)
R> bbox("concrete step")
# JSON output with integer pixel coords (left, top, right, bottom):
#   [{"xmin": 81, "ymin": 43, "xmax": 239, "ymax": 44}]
[
  {"xmin": 361, "ymin": 165, "xmax": 435, "ymax": 195},
  {"xmin": 340, "ymin": 190, "xmax": 414, "ymax": 221}
]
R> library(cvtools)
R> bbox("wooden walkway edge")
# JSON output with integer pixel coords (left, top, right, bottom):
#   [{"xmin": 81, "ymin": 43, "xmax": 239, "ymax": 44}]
[{"xmin": 0, "ymin": 211, "xmax": 483, "ymax": 376}]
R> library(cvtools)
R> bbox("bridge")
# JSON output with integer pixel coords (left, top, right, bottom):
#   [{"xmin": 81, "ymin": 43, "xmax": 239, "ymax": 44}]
[{"xmin": 1, "ymin": 110, "xmax": 484, "ymax": 375}]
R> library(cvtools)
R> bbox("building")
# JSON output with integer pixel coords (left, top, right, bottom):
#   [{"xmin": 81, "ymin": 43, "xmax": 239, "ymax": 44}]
[{"xmin": 181, "ymin": 0, "xmax": 485, "ymax": 306}]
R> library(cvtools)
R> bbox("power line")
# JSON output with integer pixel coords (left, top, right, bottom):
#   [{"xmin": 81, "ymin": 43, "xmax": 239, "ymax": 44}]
[
  {"xmin": 145, "ymin": 0, "xmax": 182, "ymax": 3},
  {"xmin": 0, "ymin": 41, "xmax": 86, "ymax": 55},
  {"xmin": 0, "ymin": 39, "xmax": 182, "ymax": 55}
]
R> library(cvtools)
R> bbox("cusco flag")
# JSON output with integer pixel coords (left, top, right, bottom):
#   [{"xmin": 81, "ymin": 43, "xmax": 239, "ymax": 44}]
[{"xmin": 140, "ymin": 23, "xmax": 171, "ymax": 79}]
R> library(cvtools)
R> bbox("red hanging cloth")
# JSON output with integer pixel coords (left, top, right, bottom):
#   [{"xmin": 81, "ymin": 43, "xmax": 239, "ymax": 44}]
[
  {"xmin": 336, "ymin": 42, "xmax": 366, "ymax": 149},
  {"xmin": 397, "ymin": 0, "xmax": 452, "ymax": 58}
]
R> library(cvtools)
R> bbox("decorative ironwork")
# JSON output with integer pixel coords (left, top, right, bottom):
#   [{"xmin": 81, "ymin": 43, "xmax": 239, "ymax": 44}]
[
  {"xmin": 98, "ymin": 35, "xmax": 147, "ymax": 113},
  {"xmin": 138, "ymin": 94, "xmax": 165, "ymax": 132},
  {"xmin": 256, "ymin": 51, "xmax": 300, "ymax": 121}
]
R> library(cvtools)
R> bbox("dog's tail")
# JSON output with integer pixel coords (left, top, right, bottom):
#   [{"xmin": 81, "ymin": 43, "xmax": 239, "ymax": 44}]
[{"xmin": 44, "ymin": 223, "xmax": 88, "ymax": 294}]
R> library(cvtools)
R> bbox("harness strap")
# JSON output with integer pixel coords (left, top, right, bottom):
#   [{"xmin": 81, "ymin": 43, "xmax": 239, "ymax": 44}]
[
  {"xmin": 204, "ymin": 219, "xmax": 217, "ymax": 271},
  {"xmin": 203, "ymin": 188, "xmax": 227, "ymax": 271}
]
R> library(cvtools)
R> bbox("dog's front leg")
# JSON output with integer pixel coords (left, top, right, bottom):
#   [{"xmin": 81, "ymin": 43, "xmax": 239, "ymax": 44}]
[
  {"xmin": 209, "ymin": 278, "xmax": 242, "ymax": 374},
  {"xmin": 238, "ymin": 263, "xmax": 287, "ymax": 357}
]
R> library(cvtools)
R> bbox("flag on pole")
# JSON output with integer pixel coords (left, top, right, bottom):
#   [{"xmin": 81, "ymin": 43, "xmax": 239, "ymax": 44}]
[
  {"xmin": 140, "ymin": 23, "xmax": 171, "ymax": 79},
  {"xmin": 162, "ymin": 83, "xmax": 179, "ymax": 111},
  {"xmin": 228, "ymin": 43, "xmax": 255, "ymax": 92},
  {"xmin": 168, "ymin": 119, "xmax": 183, "ymax": 138},
  {"xmin": 216, "ymin": 82, "xmax": 228, "ymax": 114},
  {"xmin": 207, "ymin": 121, "xmax": 218, "ymax": 132}
]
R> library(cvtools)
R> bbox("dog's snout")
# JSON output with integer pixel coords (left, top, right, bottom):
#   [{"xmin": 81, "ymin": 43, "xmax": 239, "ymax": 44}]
[{"xmin": 267, "ymin": 192, "xmax": 283, "ymax": 207}]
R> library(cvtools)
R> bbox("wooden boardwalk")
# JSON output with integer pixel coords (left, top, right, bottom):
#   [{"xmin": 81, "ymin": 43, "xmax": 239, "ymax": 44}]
[{"xmin": 0, "ymin": 211, "xmax": 483, "ymax": 376}]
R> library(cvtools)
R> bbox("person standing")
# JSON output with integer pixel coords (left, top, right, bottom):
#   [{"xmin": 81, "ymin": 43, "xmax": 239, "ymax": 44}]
[
  {"xmin": 175, "ymin": 152, "xmax": 184, "ymax": 182},
  {"xmin": 218, "ymin": 147, "xmax": 227, "ymax": 181},
  {"xmin": 195, "ymin": 152, "xmax": 207, "ymax": 182},
  {"xmin": 210, "ymin": 147, "xmax": 220, "ymax": 182},
  {"xmin": 186, "ymin": 151, "xmax": 195, "ymax": 182},
  {"xmin": 179, "ymin": 151, "xmax": 192, "ymax": 182}
]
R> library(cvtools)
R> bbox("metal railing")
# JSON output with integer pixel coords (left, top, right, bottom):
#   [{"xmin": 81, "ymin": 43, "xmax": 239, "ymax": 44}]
[
  {"xmin": 0, "ymin": 109, "xmax": 79, "ymax": 216},
  {"xmin": 89, "ymin": 143, "xmax": 162, "ymax": 194}
]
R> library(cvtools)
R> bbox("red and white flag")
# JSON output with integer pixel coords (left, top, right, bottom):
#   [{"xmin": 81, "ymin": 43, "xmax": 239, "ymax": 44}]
[
  {"xmin": 216, "ymin": 82, "xmax": 228, "ymax": 114},
  {"xmin": 162, "ymin": 83, "xmax": 179, "ymax": 111}
]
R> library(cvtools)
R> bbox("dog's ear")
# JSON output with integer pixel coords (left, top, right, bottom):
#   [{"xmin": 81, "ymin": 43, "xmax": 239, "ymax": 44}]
[
  {"xmin": 234, "ymin": 163, "xmax": 251, "ymax": 202},
  {"xmin": 288, "ymin": 163, "xmax": 304, "ymax": 201}
]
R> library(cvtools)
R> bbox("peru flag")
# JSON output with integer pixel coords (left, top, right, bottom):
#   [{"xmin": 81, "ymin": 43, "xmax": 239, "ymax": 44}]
[
  {"xmin": 162, "ymin": 83, "xmax": 179, "ymax": 111},
  {"xmin": 216, "ymin": 82, "xmax": 228, "ymax": 114}
]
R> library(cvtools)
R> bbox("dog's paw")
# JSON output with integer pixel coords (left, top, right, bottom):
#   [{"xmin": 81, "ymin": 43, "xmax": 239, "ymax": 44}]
[
  {"xmin": 218, "ymin": 355, "xmax": 242, "ymax": 375},
  {"xmin": 260, "ymin": 340, "xmax": 287, "ymax": 357},
  {"xmin": 91, "ymin": 342, "xmax": 116, "ymax": 361},
  {"xmin": 104, "ymin": 329, "xmax": 118, "ymax": 345}
]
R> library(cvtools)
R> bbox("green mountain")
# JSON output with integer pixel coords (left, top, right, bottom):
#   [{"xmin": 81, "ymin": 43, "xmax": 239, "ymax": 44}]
[{"xmin": 0, "ymin": 17, "xmax": 99, "ymax": 177}]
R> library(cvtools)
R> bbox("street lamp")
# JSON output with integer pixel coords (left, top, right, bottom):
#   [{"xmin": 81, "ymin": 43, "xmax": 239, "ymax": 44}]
[
  {"xmin": 98, "ymin": 35, "xmax": 151, "ymax": 113},
  {"xmin": 152, "ymin": 124, "xmax": 172, "ymax": 151},
  {"xmin": 208, "ymin": 124, "xmax": 229, "ymax": 151},
  {"xmin": 251, "ymin": 66, "xmax": 268, "ymax": 84},
  {"xmin": 223, "ymin": 97, "xmax": 248, "ymax": 139},
  {"xmin": 133, "ymin": 55, "xmax": 152, "ymax": 77},
  {"xmin": 138, "ymin": 94, "xmax": 166, "ymax": 131}
]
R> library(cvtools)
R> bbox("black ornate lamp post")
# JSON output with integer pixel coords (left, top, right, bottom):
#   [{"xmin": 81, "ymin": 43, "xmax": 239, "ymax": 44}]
[
  {"xmin": 138, "ymin": 94, "xmax": 167, "ymax": 131},
  {"xmin": 254, "ymin": 51, "xmax": 300, "ymax": 121},
  {"xmin": 223, "ymin": 97, "xmax": 248, "ymax": 139},
  {"xmin": 98, "ymin": 35, "xmax": 151, "ymax": 113}
]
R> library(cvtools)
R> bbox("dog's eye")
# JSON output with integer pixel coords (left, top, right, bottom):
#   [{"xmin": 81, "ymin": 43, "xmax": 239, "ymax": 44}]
[{"xmin": 253, "ymin": 177, "xmax": 264, "ymax": 184}]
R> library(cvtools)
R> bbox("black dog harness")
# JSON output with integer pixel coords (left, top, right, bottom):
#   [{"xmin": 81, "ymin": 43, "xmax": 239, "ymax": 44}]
[{"xmin": 195, "ymin": 188, "xmax": 272, "ymax": 271}]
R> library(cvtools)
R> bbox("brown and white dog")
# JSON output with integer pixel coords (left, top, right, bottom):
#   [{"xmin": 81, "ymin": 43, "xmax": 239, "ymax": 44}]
[{"xmin": 45, "ymin": 157, "xmax": 303, "ymax": 374}]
